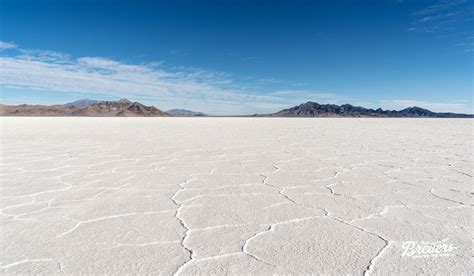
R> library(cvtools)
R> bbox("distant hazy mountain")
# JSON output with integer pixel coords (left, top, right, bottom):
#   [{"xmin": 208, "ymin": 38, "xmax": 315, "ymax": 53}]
[
  {"xmin": 0, "ymin": 99, "xmax": 169, "ymax": 117},
  {"xmin": 64, "ymin": 99, "xmax": 104, "ymax": 107},
  {"xmin": 268, "ymin": 101, "xmax": 473, "ymax": 118},
  {"xmin": 166, "ymin": 109, "xmax": 207, "ymax": 116}
]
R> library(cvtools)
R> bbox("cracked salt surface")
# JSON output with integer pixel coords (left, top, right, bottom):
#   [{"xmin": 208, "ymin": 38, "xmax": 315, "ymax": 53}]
[{"xmin": 1, "ymin": 118, "xmax": 472, "ymax": 274}]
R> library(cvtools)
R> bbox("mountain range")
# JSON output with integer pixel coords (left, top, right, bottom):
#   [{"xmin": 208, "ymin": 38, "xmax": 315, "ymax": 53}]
[
  {"xmin": 0, "ymin": 99, "xmax": 472, "ymax": 118},
  {"xmin": 264, "ymin": 101, "xmax": 473, "ymax": 118},
  {"xmin": 0, "ymin": 99, "xmax": 169, "ymax": 117}
]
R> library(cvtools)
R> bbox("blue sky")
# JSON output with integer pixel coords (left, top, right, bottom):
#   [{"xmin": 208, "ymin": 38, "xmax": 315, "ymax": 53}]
[{"xmin": 0, "ymin": 0, "xmax": 472, "ymax": 115}]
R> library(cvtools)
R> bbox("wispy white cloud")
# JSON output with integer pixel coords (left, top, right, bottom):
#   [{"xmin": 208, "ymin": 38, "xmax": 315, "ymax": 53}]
[
  {"xmin": 408, "ymin": 0, "xmax": 474, "ymax": 52},
  {"xmin": 378, "ymin": 99, "xmax": 473, "ymax": 114},
  {"xmin": 268, "ymin": 90, "xmax": 342, "ymax": 101},
  {"xmin": 16, "ymin": 49, "xmax": 71, "ymax": 63},
  {"xmin": 0, "ymin": 43, "xmax": 340, "ymax": 114},
  {"xmin": 0, "ymin": 41, "xmax": 17, "ymax": 50},
  {"xmin": 413, "ymin": 0, "xmax": 469, "ymax": 17}
]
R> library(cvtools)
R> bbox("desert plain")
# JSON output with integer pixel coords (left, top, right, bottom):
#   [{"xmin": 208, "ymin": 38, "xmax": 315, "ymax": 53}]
[{"xmin": 0, "ymin": 117, "xmax": 472, "ymax": 274}]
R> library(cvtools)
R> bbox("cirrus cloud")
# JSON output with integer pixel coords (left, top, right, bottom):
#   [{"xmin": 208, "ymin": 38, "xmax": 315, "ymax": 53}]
[{"xmin": 0, "ymin": 41, "xmax": 17, "ymax": 50}]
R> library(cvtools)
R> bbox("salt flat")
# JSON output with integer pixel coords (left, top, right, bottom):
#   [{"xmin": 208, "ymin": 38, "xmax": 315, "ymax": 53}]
[{"xmin": 0, "ymin": 118, "xmax": 472, "ymax": 275}]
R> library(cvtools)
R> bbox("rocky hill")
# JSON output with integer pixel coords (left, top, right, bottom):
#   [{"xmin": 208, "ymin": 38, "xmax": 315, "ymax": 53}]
[
  {"xmin": 0, "ymin": 99, "xmax": 169, "ymax": 117},
  {"xmin": 269, "ymin": 102, "xmax": 473, "ymax": 118}
]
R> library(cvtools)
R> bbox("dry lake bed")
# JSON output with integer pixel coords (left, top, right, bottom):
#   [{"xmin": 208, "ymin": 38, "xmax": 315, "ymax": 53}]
[{"xmin": 0, "ymin": 118, "xmax": 472, "ymax": 275}]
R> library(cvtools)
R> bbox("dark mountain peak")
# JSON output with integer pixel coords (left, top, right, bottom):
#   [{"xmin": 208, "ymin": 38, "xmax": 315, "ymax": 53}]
[
  {"xmin": 271, "ymin": 102, "xmax": 472, "ymax": 118},
  {"xmin": 400, "ymin": 106, "xmax": 431, "ymax": 113},
  {"xmin": 302, "ymin": 101, "xmax": 320, "ymax": 107},
  {"xmin": 127, "ymin": 103, "xmax": 142, "ymax": 111},
  {"xmin": 117, "ymin": 98, "xmax": 132, "ymax": 104}
]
